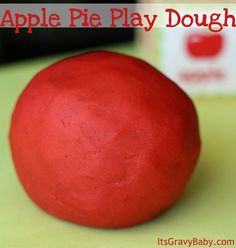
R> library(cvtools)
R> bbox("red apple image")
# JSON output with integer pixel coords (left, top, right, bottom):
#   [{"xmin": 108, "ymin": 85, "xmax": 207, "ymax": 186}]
[{"xmin": 186, "ymin": 33, "xmax": 224, "ymax": 58}]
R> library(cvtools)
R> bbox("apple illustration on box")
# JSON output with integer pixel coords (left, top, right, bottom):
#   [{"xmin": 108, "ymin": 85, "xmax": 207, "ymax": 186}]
[{"xmin": 186, "ymin": 33, "xmax": 224, "ymax": 58}]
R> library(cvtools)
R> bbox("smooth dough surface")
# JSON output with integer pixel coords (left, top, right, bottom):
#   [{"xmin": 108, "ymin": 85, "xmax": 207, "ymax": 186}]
[{"xmin": 10, "ymin": 51, "xmax": 201, "ymax": 228}]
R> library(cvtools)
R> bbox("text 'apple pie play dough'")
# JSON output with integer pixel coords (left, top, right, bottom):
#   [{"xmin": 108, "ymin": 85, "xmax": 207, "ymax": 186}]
[{"xmin": 9, "ymin": 51, "xmax": 201, "ymax": 228}]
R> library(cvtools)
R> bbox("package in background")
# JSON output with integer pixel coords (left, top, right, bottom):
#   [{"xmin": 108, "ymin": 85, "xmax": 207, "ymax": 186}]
[{"xmin": 137, "ymin": 10, "xmax": 236, "ymax": 96}]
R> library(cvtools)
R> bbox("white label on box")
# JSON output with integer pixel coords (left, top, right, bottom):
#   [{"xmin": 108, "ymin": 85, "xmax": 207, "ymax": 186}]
[{"xmin": 159, "ymin": 28, "xmax": 236, "ymax": 95}]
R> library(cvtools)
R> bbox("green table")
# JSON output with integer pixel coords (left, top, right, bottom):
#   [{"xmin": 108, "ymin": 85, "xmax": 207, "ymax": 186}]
[{"xmin": 0, "ymin": 44, "xmax": 235, "ymax": 248}]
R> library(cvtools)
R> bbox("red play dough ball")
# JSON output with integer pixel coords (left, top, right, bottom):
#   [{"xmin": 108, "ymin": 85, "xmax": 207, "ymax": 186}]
[{"xmin": 10, "ymin": 51, "xmax": 200, "ymax": 228}]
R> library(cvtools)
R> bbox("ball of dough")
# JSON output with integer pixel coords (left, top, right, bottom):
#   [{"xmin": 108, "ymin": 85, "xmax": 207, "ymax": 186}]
[{"xmin": 9, "ymin": 51, "xmax": 200, "ymax": 228}]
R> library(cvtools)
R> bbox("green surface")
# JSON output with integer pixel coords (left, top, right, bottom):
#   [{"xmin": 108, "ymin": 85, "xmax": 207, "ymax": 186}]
[{"xmin": 0, "ymin": 44, "xmax": 235, "ymax": 248}]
